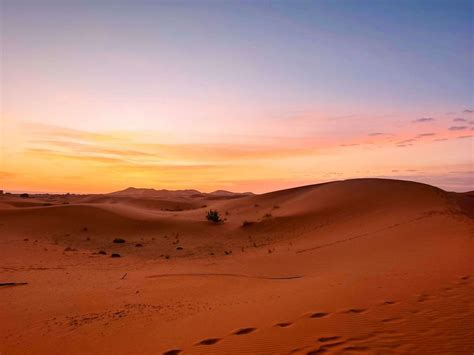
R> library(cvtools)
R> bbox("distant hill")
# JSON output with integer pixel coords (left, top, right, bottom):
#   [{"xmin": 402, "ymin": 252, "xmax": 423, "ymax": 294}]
[{"xmin": 108, "ymin": 187, "xmax": 253, "ymax": 199}]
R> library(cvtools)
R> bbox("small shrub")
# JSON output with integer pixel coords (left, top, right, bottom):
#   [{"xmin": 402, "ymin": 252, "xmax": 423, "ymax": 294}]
[
  {"xmin": 135, "ymin": 243, "xmax": 143, "ymax": 247},
  {"xmin": 20, "ymin": 193, "xmax": 29, "ymax": 198},
  {"xmin": 206, "ymin": 210, "xmax": 222, "ymax": 223},
  {"xmin": 263, "ymin": 213, "xmax": 272, "ymax": 218},
  {"xmin": 98, "ymin": 251, "xmax": 107, "ymax": 255},
  {"xmin": 111, "ymin": 253, "xmax": 121, "ymax": 258},
  {"xmin": 113, "ymin": 238, "xmax": 126, "ymax": 243}
]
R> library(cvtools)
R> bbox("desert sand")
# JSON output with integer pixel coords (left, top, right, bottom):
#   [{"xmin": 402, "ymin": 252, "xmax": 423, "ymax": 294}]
[{"xmin": 1, "ymin": 178, "xmax": 473, "ymax": 354}]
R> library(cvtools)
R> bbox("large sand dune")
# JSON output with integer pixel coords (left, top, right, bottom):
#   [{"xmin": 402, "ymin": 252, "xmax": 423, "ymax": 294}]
[{"xmin": 1, "ymin": 178, "xmax": 473, "ymax": 354}]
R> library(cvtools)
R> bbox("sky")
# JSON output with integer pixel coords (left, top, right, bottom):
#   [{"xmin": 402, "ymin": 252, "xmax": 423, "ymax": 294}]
[{"xmin": 1, "ymin": 0, "xmax": 473, "ymax": 193}]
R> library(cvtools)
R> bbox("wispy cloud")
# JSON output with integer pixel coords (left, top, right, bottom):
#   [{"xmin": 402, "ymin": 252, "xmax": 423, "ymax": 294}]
[
  {"xmin": 27, "ymin": 148, "xmax": 126, "ymax": 164},
  {"xmin": 449, "ymin": 126, "xmax": 467, "ymax": 131},
  {"xmin": 463, "ymin": 109, "xmax": 473, "ymax": 113},
  {"xmin": 339, "ymin": 143, "xmax": 361, "ymax": 147},
  {"xmin": 30, "ymin": 140, "xmax": 157, "ymax": 158},
  {"xmin": 23, "ymin": 122, "xmax": 320, "ymax": 165},
  {"xmin": 7, "ymin": 118, "xmax": 472, "ymax": 193},
  {"xmin": 413, "ymin": 117, "xmax": 434, "ymax": 123},
  {"xmin": 453, "ymin": 118, "xmax": 466, "ymax": 122},
  {"xmin": 397, "ymin": 138, "xmax": 416, "ymax": 144}
]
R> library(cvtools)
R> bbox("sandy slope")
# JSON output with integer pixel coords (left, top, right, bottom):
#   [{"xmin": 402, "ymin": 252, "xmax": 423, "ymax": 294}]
[{"xmin": 1, "ymin": 178, "xmax": 473, "ymax": 354}]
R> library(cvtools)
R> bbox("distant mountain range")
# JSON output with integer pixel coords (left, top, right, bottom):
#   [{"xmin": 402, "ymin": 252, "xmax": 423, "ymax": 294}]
[{"xmin": 108, "ymin": 187, "xmax": 254, "ymax": 199}]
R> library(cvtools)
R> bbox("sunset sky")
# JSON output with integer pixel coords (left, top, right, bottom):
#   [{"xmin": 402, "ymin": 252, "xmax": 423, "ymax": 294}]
[{"xmin": 1, "ymin": 0, "xmax": 473, "ymax": 193}]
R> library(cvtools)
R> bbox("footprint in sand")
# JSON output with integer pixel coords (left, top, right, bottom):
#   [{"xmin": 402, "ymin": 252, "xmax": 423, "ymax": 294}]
[
  {"xmin": 343, "ymin": 308, "xmax": 366, "ymax": 314},
  {"xmin": 274, "ymin": 322, "xmax": 292, "ymax": 328},
  {"xmin": 417, "ymin": 294, "xmax": 432, "ymax": 303},
  {"xmin": 195, "ymin": 338, "xmax": 221, "ymax": 345},
  {"xmin": 382, "ymin": 300, "xmax": 397, "ymax": 305},
  {"xmin": 163, "ymin": 350, "xmax": 181, "ymax": 355},
  {"xmin": 381, "ymin": 317, "xmax": 404, "ymax": 323},
  {"xmin": 233, "ymin": 327, "xmax": 257, "ymax": 335},
  {"xmin": 318, "ymin": 336, "xmax": 341, "ymax": 342},
  {"xmin": 310, "ymin": 312, "xmax": 329, "ymax": 318},
  {"xmin": 307, "ymin": 340, "xmax": 347, "ymax": 354}
]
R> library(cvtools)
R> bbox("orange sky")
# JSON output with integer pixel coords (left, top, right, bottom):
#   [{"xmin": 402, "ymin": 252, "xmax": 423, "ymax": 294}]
[{"xmin": 1, "ymin": 115, "xmax": 473, "ymax": 193}]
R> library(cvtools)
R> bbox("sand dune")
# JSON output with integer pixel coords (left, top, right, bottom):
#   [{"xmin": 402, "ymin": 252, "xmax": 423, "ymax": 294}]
[{"xmin": 1, "ymin": 178, "xmax": 473, "ymax": 354}]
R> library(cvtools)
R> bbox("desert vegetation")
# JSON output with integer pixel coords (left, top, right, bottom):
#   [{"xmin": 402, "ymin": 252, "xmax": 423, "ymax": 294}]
[{"xmin": 206, "ymin": 209, "xmax": 222, "ymax": 223}]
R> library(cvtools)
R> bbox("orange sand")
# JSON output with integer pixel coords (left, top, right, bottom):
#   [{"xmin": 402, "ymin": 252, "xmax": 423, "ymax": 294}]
[{"xmin": 1, "ymin": 178, "xmax": 473, "ymax": 354}]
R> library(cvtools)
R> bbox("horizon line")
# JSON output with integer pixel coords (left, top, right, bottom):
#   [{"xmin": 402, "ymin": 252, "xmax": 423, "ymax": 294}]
[{"xmin": 2, "ymin": 177, "xmax": 473, "ymax": 196}]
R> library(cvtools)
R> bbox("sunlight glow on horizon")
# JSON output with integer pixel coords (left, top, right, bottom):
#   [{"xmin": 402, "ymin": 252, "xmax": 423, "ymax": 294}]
[{"xmin": 1, "ymin": 0, "xmax": 473, "ymax": 193}]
